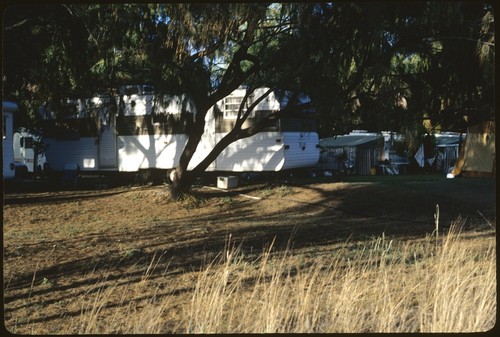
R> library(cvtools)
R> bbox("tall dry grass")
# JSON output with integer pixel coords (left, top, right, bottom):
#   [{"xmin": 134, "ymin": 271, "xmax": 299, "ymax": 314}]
[
  {"xmin": 78, "ymin": 220, "xmax": 496, "ymax": 333},
  {"xmin": 182, "ymin": 221, "xmax": 496, "ymax": 333}
]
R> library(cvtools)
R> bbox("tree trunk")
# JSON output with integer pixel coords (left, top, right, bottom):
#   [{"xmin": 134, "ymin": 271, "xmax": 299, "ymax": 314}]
[
  {"xmin": 171, "ymin": 164, "xmax": 192, "ymax": 199},
  {"xmin": 168, "ymin": 41, "xmax": 268, "ymax": 198},
  {"xmin": 170, "ymin": 122, "xmax": 239, "ymax": 197},
  {"xmin": 168, "ymin": 89, "xmax": 291, "ymax": 198},
  {"xmin": 170, "ymin": 113, "xmax": 280, "ymax": 198},
  {"xmin": 169, "ymin": 101, "xmax": 209, "ymax": 198}
]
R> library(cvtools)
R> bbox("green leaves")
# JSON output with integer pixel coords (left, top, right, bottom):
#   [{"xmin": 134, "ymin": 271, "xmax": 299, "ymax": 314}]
[{"xmin": 3, "ymin": 3, "xmax": 493, "ymax": 133}]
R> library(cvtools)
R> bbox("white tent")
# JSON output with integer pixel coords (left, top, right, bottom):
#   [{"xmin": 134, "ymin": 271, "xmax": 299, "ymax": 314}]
[{"xmin": 450, "ymin": 121, "xmax": 495, "ymax": 177}]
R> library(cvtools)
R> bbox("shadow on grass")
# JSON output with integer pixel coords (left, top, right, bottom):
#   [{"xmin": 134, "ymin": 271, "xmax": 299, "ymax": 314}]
[{"xmin": 3, "ymin": 175, "xmax": 496, "ymax": 330}]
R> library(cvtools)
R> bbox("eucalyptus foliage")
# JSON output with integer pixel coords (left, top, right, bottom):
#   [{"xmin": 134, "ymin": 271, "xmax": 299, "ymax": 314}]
[{"xmin": 2, "ymin": 2, "xmax": 494, "ymax": 193}]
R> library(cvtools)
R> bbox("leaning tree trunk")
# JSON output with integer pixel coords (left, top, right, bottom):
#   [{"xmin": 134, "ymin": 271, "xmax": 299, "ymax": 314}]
[
  {"xmin": 169, "ymin": 88, "xmax": 282, "ymax": 199},
  {"xmin": 170, "ymin": 120, "xmax": 238, "ymax": 197},
  {"xmin": 169, "ymin": 42, "xmax": 270, "ymax": 197},
  {"xmin": 170, "ymin": 142, "xmax": 201, "ymax": 199},
  {"xmin": 170, "ymin": 114, "xmax": 280, "ymax": 198},
  {"xmin": 170, "ymin": 129, "xmax": 238, "ymax": 199},
  {"xmin": 170, "ymin": 102, "xmax": 209, "ymax": 198},
  {"xmin": 171, "ymin": 165, "xmax": 191, "ymax": 199}
]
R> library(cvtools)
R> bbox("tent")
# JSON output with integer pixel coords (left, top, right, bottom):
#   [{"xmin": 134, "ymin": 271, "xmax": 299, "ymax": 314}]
[{"xmin": 450, "ymin": 121, "xmax": 495, "ymax": 177}]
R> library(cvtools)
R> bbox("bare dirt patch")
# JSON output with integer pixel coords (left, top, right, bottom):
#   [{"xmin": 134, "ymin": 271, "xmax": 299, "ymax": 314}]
[{"xmin": 2, "ymin": 175, "xmax": 495, "ymax": 333}]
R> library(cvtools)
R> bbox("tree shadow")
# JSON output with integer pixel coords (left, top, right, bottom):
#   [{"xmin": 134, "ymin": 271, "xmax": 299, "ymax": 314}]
[
  {"xmin": 3, "ymin": 187, "xmax": 132, "ymax": 205},
  {"xmin": 3, "ymin": 176, "xmax": 495, "ymax": 330}
]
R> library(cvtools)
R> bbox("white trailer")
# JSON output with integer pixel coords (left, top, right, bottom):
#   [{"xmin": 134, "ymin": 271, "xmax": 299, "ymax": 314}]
[
  {"xmin": 13, "ymin": 129, "xmax": 47, "ymax": 173},
  {"xmin": 3, "ymin": 101, "xmax": 17, "ymax": 179},
  {"xmin": 40, "ymin": 86, "xmax": 320, "ymax": 179}
]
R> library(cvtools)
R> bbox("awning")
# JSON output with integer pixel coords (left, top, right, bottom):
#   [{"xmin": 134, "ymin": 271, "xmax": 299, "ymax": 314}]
[{"xmin": 320, "ymin": 134, "xmax": 380, "ymax": 148}]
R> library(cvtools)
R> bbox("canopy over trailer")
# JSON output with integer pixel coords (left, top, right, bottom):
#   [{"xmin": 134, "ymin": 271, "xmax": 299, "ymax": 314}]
[{"xmin": 319, "ymin": 131, "xmax": 407, "ymax": 175}]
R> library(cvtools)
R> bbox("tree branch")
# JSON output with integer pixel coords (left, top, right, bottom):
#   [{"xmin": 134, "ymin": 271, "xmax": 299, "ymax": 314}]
[
  {"xmin": 4, "ymin": 18, "xmax": 29, "ymax": 31},
  {"xmin": 236, "ymin": 87, "xmax": 274, "ymax": 127}
]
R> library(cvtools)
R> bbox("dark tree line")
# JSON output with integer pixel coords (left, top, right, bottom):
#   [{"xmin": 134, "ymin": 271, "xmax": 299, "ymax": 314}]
[{"xmin": 2, "ymin": 2, "xmax": 494, "ymax": 195}]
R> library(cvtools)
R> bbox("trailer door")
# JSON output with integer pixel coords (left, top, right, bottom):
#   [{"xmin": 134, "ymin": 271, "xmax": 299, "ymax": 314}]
[
  {"xmin": 98, "ymin": 121, "xmax": 117, "ymax": 169},
  {"xmin": 20, "ymin": 136, "xmax": 35, "ymax": 172}
]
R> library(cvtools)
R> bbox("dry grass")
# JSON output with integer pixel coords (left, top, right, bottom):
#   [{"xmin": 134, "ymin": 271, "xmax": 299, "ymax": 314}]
[
  {"xmin": 77, "ymin": 219, "xmax": 496, "ymax": 334},
  {"xmin": 4, "ymin": 178, "xmax": 495, "ymax": 334}
]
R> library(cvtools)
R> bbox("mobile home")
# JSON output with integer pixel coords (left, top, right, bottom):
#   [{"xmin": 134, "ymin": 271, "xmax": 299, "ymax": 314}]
[
  {"xmin": 40, "ymin": 86, "xmax": 320, "ymax": 179},
  {"xmin": 3, "ymin": 101, "xmax": 17, "ymax": 179}
]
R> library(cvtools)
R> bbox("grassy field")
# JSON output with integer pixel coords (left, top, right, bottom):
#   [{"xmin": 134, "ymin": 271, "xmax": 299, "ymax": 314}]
[
  {"xmin": 75, "ymin": 223, "xmax": 496, "ymax": 333},
  {"xmin": 3, "ymin": 175, "xmax": 496, "ymax": 333}
]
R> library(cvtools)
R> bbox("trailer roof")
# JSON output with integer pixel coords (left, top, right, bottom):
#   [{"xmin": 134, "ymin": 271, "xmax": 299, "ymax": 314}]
[
  {"xmin": 2, "ymin": 101, "xmax": 18, "ymax": 113},
  {"xmin": 435, "ymin": 133, "xmax": 466, "ymax": 147},
  {"xmin": 320, "ymin": 133, "xmax": 380, "ymax": 148}
]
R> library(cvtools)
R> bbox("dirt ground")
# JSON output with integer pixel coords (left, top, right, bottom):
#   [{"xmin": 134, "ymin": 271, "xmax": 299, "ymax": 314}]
[{"xmin": 2, "ymin": 174, "xmax": 496, "ymax": 333}]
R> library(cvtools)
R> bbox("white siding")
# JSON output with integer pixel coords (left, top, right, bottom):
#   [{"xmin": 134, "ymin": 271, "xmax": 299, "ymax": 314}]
[
  {"xmin": 189, "ymin": 110, "xmax": 217, "ymax": 170},
  {"xmin": 40, "ymin": 88, "xmax": 320, "ymax": 174},
  {"xmin": 117, "ymin": 134, "xmax": 188, "ymax": 171},
  {"xmin": 281, "ymin": 132, "xmax": 320, "ymax": 170},
  {"xmin": 252, "ymin": 88, "xmax": 280, "ymax": 111},
  {"xmin": 45, "ymin": 131, "xmax": 320, "ymax": 173},
  {"xmin": 214, "ymin": 132, "xmax": 285, "ymax": 171},
  {"xmin": 44, "ymin": 131, "xmax": 320, "ymax": 173},
  {"xmin": 122, "ymin": 94, "xmax": 155, "ymax": 116}
]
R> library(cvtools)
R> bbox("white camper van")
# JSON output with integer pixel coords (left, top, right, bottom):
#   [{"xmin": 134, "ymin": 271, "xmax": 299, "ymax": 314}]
[
  {"xmin": 13, "ymin": 129, "xmax": 47, "ymax": 174},
  {"xmin": 2, "ymin": 101, "xmax": 17, "ymax": 179},
  {"xmin": 40, "ymin": 86, "xmax": 320, "ymax": 180}
]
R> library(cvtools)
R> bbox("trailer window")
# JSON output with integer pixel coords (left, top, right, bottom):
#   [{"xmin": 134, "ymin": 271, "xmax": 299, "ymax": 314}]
[
  {"xmin": 223, "ymin": 96, "xmax": 255, "ymax": 119},
  {"xmin": 280, "ymin": 118, "xmax": 317, "ymax": 132},
  {"xmin": 142, "ymin": 86, "xmax": 155, "ymax": 95},
  {"xmin": 124, "ymin": 87, "xmax": 140, "ymax": 96}
]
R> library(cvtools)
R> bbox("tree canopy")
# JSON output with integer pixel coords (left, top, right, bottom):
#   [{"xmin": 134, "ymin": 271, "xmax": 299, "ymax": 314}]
[
  {"xmin": 2, "ymin": 2, "xmax": 494, "ymax": 194},
  {"xmin": 3, "ymin": 2, "xmax": 494, "ymax": 132}
]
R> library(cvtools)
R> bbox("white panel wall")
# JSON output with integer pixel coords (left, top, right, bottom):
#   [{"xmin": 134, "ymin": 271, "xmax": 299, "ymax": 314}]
[
  {"xmin": 117, "ymin": 134, "xmax": 188, "ymax": 171},
  {"xmin": 281, "ymin": 132, "xmax": 320, "ymax": 170},
  {"xmin": 188, "ymin": 109, "xmax": 217, "ymax": 170},
  {"xmin": 45, "ymin": 131, "xmax": 319, "ymax": 173},
  {"xmin": 214, "ymin": 132, "xmax": 285, "ymax": 172}
]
